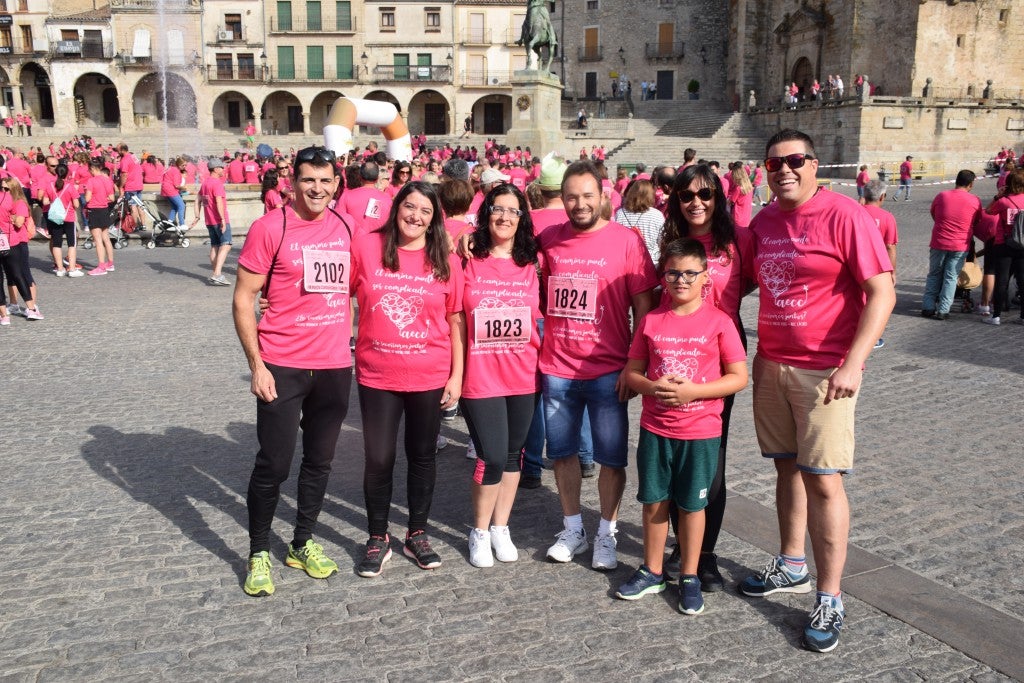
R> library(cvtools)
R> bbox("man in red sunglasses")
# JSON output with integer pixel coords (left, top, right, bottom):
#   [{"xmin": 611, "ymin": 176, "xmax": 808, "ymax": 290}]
[{"xmin": 739, "ymin": 129, "xmax": 895, "ymax": 654}]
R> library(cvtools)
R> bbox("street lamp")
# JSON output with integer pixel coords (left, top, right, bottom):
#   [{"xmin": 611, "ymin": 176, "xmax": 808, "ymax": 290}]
[
  {"xmin": 260, "ymin": 51, "xmax": 268, "ymax": 80},
  {"xmin": 446, "ymin": 50, "xmax": 453, "ymax": 80},
  {"xmin": 618, "ymin": 46, "xmax": 625, "ymax": 64},
  {"xmin": 361, "ymin": 51, "xmax": 368, "ymax": 74}
]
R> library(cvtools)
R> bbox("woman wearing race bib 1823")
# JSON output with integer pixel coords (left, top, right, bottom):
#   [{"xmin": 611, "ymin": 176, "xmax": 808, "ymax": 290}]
[{"xmin": 460, "ymin": 184, "xmax": 542, "ymax": 568}]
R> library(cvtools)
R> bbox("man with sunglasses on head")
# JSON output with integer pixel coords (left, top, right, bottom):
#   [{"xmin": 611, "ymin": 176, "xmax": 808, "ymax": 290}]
[
  {"xmin": 232, "ymin": 146, "xmax": 355, "ymax": 597},
  {"xmin": 740, "ymin": 130, "xmax": 894, "ymax": 653}
]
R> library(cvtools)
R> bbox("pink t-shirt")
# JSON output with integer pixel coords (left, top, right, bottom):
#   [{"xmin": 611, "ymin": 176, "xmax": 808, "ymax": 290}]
[
  {"xmin": 119, "ymin": 155, "xmax": 143, "ymax": 191},
  {"xmin": 43, "ymin": 183, "xmax": 77, "ymax": 223},
  {"xmin": 687, "ymin": 228, "xmax": 755, "ymax": 325},
  {"xmin": 862, "ymin": 204, "xmax": 898, "ymax": 246},
  {"xmin": 718, "ymin": 173, "xmax": 732, "ymax": 198},
  {"xmin": 628, "ymin": 301, "xmax": 746, "ymax": 440},
  {"xmin": 243, "ymin": 161, "xmax": 260, "ymax": 184},
  {"xmin": 507, "ymin": 167, "xmax": 529, "ymax": 190},
  {"xmin": 751, "ymin": 189, "xmax": 892, "ymax": 370},
  {"xmin": 929, "ymin": 189, "xmax": 980, "ymax": 251},
  {"xmin": 237, "ymin": 206, "xmax": 354, "ymax": 370},
  {"xmin": 467, "ymin": 191, "xmax": 485, "ymax": 225},
  {"xmin": 160, "ymin": 166, "xmax": 183, "ymax": 197},
  {"xmin": 198, "ymin": 176, "xmax": 229, "ymax": 225},
  {"xmin": 856, "ymin": 171, "xmax": 869, "ymax": 188},
  {"xmin": 899, "ymin": 161, "xmax": 912, "ymax": 181},
  {"xmin": 529, "ymin": 206, "xmax": 568, "ymax": 236},
  {"xmin": 461, "ymin": 255, "xmax": 542, "ymax": 399},
  {"xmin": 6, "ymin": 158, "xmax": 30, "ymax": 187},
  {"xmin": 538, "ymin": 220, "xmax": 659, "ymax": 380},
  {"xmin": 0, "ymin": 196, "xmax": 29, "ymax": 246},
  {"xmin": 263, "ymin": 188, "xmax": 284, "ymax": 214},
  {"xmin": 338, "ymin": 185, "xmax": 392, "ymax": 235},
  {"xmin": 728, "ymin": 184, "xmax": 754, "ymax": 228},
  {"xmin": 351, "ymin": 233, "xmax": 464, "ymax": 391},
  {"xmin": 85, "ymin": 174, "xmax": 115, "ymax": 208},
  {"xmin": 444, "ymin": 217, "xmax": 472, "ymax": 243},
  {"xmin": 226, "ymin": 159, "xmax": 245, "ymax": 184},
  {"xmin": 985, "ymin": 194, "xmax": 1024, "ymax": 246},
  {"xmin": 141, "ymin": 161, "xmax": 162, "ymax": 184}
]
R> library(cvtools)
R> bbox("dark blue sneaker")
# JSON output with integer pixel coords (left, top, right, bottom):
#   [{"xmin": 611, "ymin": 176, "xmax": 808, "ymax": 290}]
[
  {"xmin": 739, "ymin": 556, "xmax": 812, "ymax": 597},
  {"xmin": 615, "ymin": 566, "xmax": 666, "ymax": 601},
  {"xmin": 678, "ymin": 575, "xmax": 704, "ymax": 614},
  {"xmin": 803, "ymin": 597, "xmax": 845, "ymax": 652}
]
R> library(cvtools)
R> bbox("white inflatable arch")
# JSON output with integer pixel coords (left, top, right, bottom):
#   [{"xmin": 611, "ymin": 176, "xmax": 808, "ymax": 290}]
[{"xmin": 323, "ymin": 96, "xmax": 413, "ymax": 161}]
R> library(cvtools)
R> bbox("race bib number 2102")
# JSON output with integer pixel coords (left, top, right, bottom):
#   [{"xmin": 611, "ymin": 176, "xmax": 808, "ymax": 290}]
[{"xmin": 302, "ymin": 249, "xmax": 350, "ymax": 294}]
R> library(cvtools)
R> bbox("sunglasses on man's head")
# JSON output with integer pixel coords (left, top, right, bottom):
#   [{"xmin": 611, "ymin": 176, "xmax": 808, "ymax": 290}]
[
  {"xmin": 295, "ymin": 146, "xmax": 336, "ymax": 164},
  {"xmin": 764, "ymin": 153, "xmax": 815, "ymax": 173},
  {"xmin": 678, "ymin": 187, "xmax": 714, "ymax": 203}
]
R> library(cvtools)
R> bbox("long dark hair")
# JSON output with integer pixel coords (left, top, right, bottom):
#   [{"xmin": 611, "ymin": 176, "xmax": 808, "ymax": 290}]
[
  {"xmin": 260, "ymin": 169, "xmax": 279, "ymax": 202},
  {"xmin": 379, "ymin": 181, "xmax": 450, "ymax": 281},
  {"xmin": 55, "ymin": 162, "xmax": 69, "ymax": 192},
  {"xmin": 661, "ymin": 164, "xmax": 736, "ymax": 258},
  {"xmin": 470, "ymin": 184, "xmax": 538, "ymax": 267}
]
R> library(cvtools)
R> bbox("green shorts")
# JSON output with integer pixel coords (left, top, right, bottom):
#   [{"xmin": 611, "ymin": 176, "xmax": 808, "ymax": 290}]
[{"xmin": 636, "ymin": 428, "xmax": 720, "ymax": 512}]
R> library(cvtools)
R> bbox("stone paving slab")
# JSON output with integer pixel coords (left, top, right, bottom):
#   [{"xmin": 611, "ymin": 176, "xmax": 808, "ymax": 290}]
[{"xmin": 1, "ymin": 178, "xmax": 1021, "ymax": 680}]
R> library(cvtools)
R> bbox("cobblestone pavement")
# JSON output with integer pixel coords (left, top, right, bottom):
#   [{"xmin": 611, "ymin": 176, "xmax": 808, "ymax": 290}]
[{"xmin": 1, "ymin": 178, "xmax": 1020, "ymax": 681}]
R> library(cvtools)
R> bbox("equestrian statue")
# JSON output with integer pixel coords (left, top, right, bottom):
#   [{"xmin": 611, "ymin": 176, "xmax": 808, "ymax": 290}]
[{"xmin": 517, "ymin": 0, "xmax": 558, "ymax": 74}]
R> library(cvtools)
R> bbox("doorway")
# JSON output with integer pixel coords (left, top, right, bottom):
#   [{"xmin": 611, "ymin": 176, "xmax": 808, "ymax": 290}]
[
  {"xmin": 483, "ymin": 102, "xmax": 503, "ymax": 134},
  {"xmin": 424, "ymin": 102, "xmax": 446, "ymax": 135},
  {"xmin": 227, "ymin": 100, "xmax": 241, "ymax": 128},
  {"xmin": 655, "ymin": 70, "xmax": 673, "ymax": 100},
  {"xmin": 287, "ymin": 105, "xmax": 303, "ymax": 132}
]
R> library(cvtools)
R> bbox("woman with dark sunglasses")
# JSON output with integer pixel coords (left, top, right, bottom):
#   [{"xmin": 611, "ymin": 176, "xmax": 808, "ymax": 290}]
[
  {"xmin": 658, "ymin": 163, "xmax": 755, "ymax": 591},
  {"xmin": 350, "ymin": 180, "xmax": 466, "ymax": 577},
  {"xmin": 387, "ymin": 161, "xmax": 413, "ymax": 199}
]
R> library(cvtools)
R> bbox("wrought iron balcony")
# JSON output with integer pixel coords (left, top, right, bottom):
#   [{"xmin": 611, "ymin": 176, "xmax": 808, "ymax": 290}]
[
  {"xmin": 460, "ymin": 28, "xmax": 491, "ymax": 45},
  {"xmin": 645, "ymin": 40, "xmax": 684, "ymax": 60},
  {"xmin": 372, "ymin": 64, "xmax": 452, "ymax": 82},
  {"xmin": 269, "ymin": 16, "xmax": 357, "ymax": 32},
  {"xmin": 462, "ymin": 69, "xmax": 512, "ymax": 88},
  {"xmin": 577, "ymin": 46, "xmax": 602, "ymax": 62}
]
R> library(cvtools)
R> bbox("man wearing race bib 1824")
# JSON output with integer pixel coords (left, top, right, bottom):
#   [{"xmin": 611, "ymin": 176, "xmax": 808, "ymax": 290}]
[
  {"xmin": 232, "ymin": 146, "xmax": 354, "ymax": 597},
  {"xmin": 538, "ymin": 160, "xmax": 658, "ymax": 571}
]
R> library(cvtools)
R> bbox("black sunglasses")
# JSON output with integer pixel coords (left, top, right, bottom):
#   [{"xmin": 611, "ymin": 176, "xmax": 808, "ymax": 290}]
[
  {"xmin": 764, "ymin": 153, "xmax": 815, "ymax": 172},
  {"xmin": 678, "ymin": 187, "xmax": 714, "ymax": 203},
  {"xmin": 295, "ymin": 146, "xmax": 336, "ymax": 165}
]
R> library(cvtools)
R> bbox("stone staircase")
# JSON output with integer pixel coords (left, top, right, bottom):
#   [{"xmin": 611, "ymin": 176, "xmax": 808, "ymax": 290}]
[{"xmin": 606, "ymin": 108, "xmax": 766, "ymax": 168}]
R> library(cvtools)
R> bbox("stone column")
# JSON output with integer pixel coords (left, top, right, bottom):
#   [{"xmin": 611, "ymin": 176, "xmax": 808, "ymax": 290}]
[{"xmin": 505, "ymin": 70, "xmax": 565, "ymax": 158}]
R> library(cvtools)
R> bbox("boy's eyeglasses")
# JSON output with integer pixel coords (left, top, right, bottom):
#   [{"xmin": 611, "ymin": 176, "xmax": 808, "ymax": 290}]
[
  {"xmin": 663, "ymin": 269, "xmax": 706, "ymax": 284},
  {"xmin": 678, "ymin": 188, "xmax": 714, "ymax": 203},
  {"xmin": 295, "ymin": 146, "xmax": 336, "ymax": 164},
  {"xmin": 764, "ymin": 153, "xmax": 815, "ymax": 172}
]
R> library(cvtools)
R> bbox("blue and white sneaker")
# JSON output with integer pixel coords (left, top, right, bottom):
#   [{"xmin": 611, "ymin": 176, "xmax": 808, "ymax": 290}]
[
  {"xmin": 803, "ymin": 595, "xmax": 845, "ymax": 653},
  {"xmin": 615, "ymin": 566, "xmax": 666, "ymax": 601},
  {"xmin": 678, "ymin": 575, "xmax": 705, "ymax": 615},
  {"xmin": 739, "ymin": 556, "xmax": 812, "ymax": 597}
]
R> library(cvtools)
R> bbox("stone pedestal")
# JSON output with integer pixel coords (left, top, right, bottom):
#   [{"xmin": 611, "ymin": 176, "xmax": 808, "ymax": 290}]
[{"xmin": 505, "ymin": 71, "xmax": 565, "ymax": 158}]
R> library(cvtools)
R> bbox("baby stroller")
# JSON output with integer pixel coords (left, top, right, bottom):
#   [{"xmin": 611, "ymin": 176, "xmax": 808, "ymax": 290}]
[
  {"xmin": 80, "ymin": 199, "xmax": 130, "ymax": 250},
  {"xmin": 116, "ymin": 193, "xmax": 191, "ymax": 249}
]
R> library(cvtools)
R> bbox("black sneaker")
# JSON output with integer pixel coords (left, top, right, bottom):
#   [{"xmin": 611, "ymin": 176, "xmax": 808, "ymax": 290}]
[
  {"xmin": 664, "ymin": 544, "xmax": 681, "ymax": 580},
  {"xmin": 697, "ymin": 553, "xmax": 725, "ymax": 592},
  {"xmin": 404, "ymin": 530, "xmax": 442, "ymax": 569},
  {"xmin": 441, "ymin": 406, "xmax": 459, "ymax": 422},
  {"xmin": 356, "ymin": 534, "xmax": 392, "ymax": 578},
  {"xmin": 519, "ymin": 474, "xmax": 542, "ymax": 489},
  {"xmin": 920, "ymin": 310, "xmax": 935, "ymax": 318}
]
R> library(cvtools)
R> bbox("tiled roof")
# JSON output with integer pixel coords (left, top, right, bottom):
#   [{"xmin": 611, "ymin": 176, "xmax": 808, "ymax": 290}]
[{"xmin": 48, "ymin": 5, "xmax": 113, "ymax": 21}]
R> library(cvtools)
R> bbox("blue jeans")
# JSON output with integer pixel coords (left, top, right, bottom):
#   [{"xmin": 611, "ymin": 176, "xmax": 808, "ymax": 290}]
[
  {"xmin": 922, "ymin": 248, "xmax": 967, "ymax": 315},
  {"xmin": 166, "ymin": 193, "xmax": 186, "ymax": 225},
  {"xmin": 894, "ymin": 179, "xmax": 911, "ymax": 200},
  {"xmin": 542, "ymin": 371, "xmax": 628, "ymax": 469},
  {"xmin": 522, "ymin": 318, "xmax": 593, "ymax": 476}
]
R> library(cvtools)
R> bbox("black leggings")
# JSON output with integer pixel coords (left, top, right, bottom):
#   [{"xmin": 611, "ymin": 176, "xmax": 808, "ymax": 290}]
[
  {"xmin": 247, "ymin": 364, "xmax": 352, "ymax": 555},
  {"xmin": 989, "ymin": 242, "xmax": 1024, "ymax": 319},
  {"xmin": 1, "ymin": 245, "xmax": 32, "ymax": 305},
  {"xmin": 461, "ymin": 393, "xmax": 538, "ymax": 485},
  {"xmin": 358, "ymin": 384, "xmax": 444, "ymax": 537}
]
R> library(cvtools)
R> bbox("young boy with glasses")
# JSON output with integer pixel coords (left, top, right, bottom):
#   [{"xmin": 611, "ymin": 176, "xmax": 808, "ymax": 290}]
[{"xmin": 616, "ymin": 238, "xmax": 747, "ymax": 615}]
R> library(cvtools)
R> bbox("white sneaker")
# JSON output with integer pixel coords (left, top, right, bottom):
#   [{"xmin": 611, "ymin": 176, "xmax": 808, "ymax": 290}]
[
  {"xmin": 468, "ymin": 528, "xmax": 493, "ymax": 568},
  {"xmin": 982, "ymin": 316, "xmax": 1001, "ymax": 326},
  {"xmin": 67, "ymin": 269, "xmax": 84, "ymax": 278},
  {"xmin": 8, "ymin": 304, "xmax": 22, "ymax": 317},
  {"xmin": 55, "ymin": 269, "xmax": 67, "ymax": 277},
  {"xmin": 435, "ymin": 435, "xmax": 448, "ymax": 451},
  {"xmin": 592, "ymin": 532, "xmax": 618, "ymax": 570},
  {"xmin": 489, "ymin": 525, "xmax": 519, "ymax": 562},
  {"xmin": 546, "ymin": 528, "xmax": 587, "ymax": 563},
  {"xmin": 977, "ymin": 305, "xmax": 991, "ymax": 316},
  {"xmin": 465, "ymin": 440, "xmax": 477, "ymax": 460}
]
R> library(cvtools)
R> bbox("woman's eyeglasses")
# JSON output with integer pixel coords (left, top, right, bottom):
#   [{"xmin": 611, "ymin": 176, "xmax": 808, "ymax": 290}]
[
  {"xmin": 663, "ymin": 269, "xmax": 706, "ymax": 284},
  {"xmin": 764, "ymin": 153, "xmax": 814, "ymax": 172},
  {"xmin": 678, "ymin": 188, "xmax": 714, "ymax": 203},
  {"xmin": 489, "ymin": 206, "xmax": 523, "ymax": 217}
]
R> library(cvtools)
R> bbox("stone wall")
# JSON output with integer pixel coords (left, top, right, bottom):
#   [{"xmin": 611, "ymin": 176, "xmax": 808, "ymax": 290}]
[
  {"xmin": 553, "ymin": 0, "xmax": 729, "ymax": 103},
  {"xmin": 750, "ymin": 99, "xmax": 1024, "ymax": 179}
]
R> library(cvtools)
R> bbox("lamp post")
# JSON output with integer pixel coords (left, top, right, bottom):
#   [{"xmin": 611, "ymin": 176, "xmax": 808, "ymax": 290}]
[
  {"xmin": 360, "ymin": 51, "xmax": 369, "ymax": 82},
  {"xmin": 446, "ymin": 50, "xmax": 454, "ymax": 82},
  {"xmin": 260, "ymin": 51, "xmax": 268, "ymax": 80}
]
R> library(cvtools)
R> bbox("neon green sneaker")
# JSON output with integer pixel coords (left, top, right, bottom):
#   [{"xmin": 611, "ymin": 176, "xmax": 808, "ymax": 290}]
[
  {"xmin": 244, "ymin": 551, "xmax": 275, "ymax": 597},
  {"xmin": 285, "ymin": 540, "xmax": 339, "ymax": 579}
]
